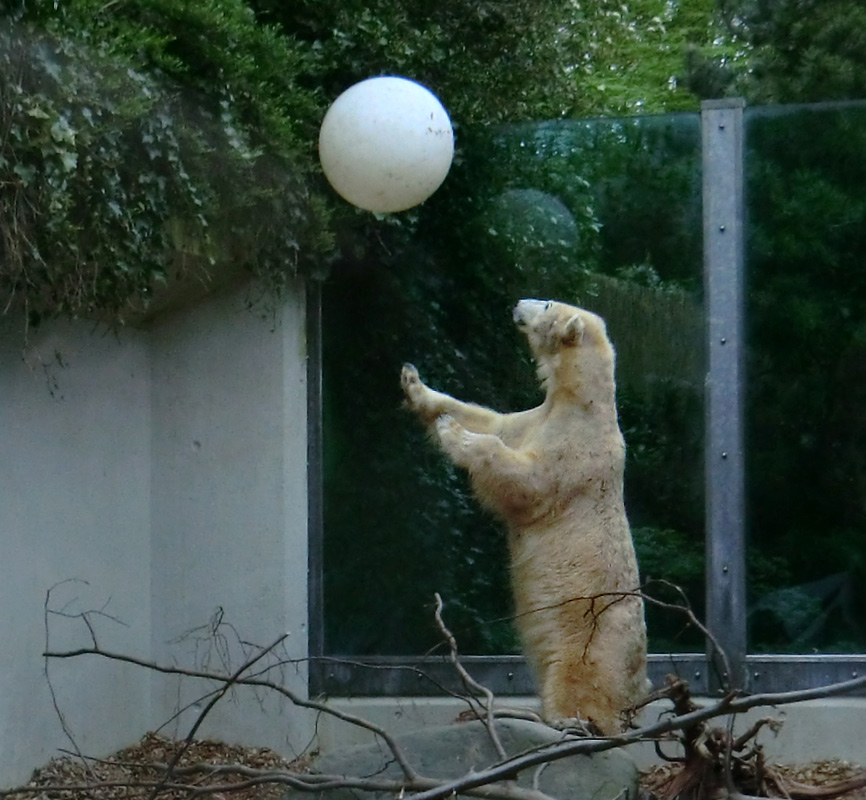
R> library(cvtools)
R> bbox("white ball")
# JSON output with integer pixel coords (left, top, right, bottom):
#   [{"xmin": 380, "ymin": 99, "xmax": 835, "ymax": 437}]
[{"xmin": 318, "ymin": 76, "xmax": 454, "ymax": 213}]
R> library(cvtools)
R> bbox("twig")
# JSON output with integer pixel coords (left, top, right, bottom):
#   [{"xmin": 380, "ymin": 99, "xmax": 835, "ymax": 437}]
[
  {"xmin": 732, "ymin": 717, "xmax": 782, "ymax": 751},
  {"xmin": 34, "ymin": 591, "xmax": 866, "ymax": 800},
  {"xmin": 39, "ymin": 640, "xmax": 866, "ymax": 800},
  {"xmin": 724, "ymin": 709, "xmax": 738, "ymax": 798},
  {"xmin": 42, "ymin": 581, "xmax": 96, "ymax": 780},
  {"xmin": 642, "ymin": 579, "xmax": 734, "ymax": 691},
  {"xmin": 43, "ymin": 644, "xmax": 421, "ymax": 783},
  {"xmin": 477, "ymin": 581, "xmax": 734, "ymax": 691},
  {"xmin": 146, "ymin": 632, "xmax": 289, "ymax": 800},
  {"xmin": 433, "ymin": 592, "xmax": 508, "ymax": 761}
]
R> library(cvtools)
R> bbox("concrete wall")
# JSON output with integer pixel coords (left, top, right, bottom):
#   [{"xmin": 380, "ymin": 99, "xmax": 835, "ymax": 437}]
[
  {"xmin": 0, "ymin": 281, "xmax": 311, "ymax": 784},
  {"xmin": 149, "ymin": 284, "xmax": 312, "ymax": 756},
  {"xmin": 0, "ymin": 318, "xmax": 152, "ymax": 781}
]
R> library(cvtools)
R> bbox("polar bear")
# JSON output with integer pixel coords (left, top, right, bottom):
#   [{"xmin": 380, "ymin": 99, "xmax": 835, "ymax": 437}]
[{"xmin": 401, "ymin": 298, "xmax": 647, "ymax": 734}]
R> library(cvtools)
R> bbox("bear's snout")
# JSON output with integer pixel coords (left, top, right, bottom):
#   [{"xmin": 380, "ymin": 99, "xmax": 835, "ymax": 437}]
[{"xmin": 514, "ymin": 298, "xmax": 550, "ymax": 327}]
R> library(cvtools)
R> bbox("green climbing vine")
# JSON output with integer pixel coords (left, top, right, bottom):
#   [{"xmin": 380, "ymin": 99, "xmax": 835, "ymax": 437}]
[{"xmin": 0, "ymin": 0, "xmax": 333, "ymax": 327}]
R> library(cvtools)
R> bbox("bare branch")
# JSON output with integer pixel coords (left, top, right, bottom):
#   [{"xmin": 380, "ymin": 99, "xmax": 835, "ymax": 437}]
[
  {"xmin": 42, "ymin": 581, "xmax": 95, "ymax": 779},
  {"xmin": 641, "ymin": 579, "xmax": 733, "ymax": 690},
  {"xmin": 43, "ymin": 644, "xmax": 421, "ymax": 784},
  {"xmin": 478, "ymin": 581, "xmax": 734, "ymax": 691},
  {"xmin": 732, "ymin": 717, "xmax": 783, "ymax": 752},
  {"xmin": 433, "ymin": 592, "xmax": 508, "ymax": 761},
  {"xmin": 40, "ymin": 637, "xmax": 866, "ymax": 800},
  {"xmin": 32, "ymin": 585, "xmax": 866, "ymax": 800},
  {"xmin": 145, "ymin": 632, "xmax": 290, "ymax": 800},
  {"xmin": 406, "ymin": 671, "xmax": 866, "ymax": 800}
]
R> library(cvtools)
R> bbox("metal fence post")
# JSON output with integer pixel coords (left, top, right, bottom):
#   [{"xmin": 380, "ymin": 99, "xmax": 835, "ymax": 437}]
[{"xmin": 702, "ymin": 98, "xmax": 748, "ymax": 692}]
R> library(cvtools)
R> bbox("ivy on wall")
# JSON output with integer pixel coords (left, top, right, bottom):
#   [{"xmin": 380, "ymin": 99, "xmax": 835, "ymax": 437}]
[{"xmin": 0, "ymin": 0, "xmax": 333, "ymax": 327}]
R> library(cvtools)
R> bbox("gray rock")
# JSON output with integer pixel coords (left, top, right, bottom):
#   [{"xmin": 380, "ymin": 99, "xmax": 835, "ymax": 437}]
[{"xmin": 287, "ymin": 718, "xmax": 638, "ymax": 800}]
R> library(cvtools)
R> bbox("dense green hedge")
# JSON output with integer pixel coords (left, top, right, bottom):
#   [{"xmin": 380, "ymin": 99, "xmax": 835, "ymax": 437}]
[{"xmin": 0, "ymin": 0, "xmax": 335, "ymax": 325}]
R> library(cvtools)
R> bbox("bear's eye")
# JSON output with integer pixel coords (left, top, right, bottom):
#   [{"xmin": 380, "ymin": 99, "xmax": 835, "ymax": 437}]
[{"xmin": 544, "ymin": 301, "xmax": 553, "ymax": 311}]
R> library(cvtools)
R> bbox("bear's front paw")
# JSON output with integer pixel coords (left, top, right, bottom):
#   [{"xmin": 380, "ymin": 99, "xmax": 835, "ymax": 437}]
[
  {"xmin": 401, "ymin": 363, "xmax": 420, "ymax": 395},
  {"xmin": 401, "ymin": 363, "xmax": 437, "ymax": 418},
  {"xmin": 435, "ymin": 413, "xmax": 466, "ymax": 453}
]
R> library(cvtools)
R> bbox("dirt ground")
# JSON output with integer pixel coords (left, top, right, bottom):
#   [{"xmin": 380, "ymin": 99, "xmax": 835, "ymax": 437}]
[{"xmin": 12, "ymin": 732, "xmax": 866, "ymax": 799}]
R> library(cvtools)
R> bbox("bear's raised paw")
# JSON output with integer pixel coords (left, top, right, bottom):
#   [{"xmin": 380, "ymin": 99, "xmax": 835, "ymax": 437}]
[
  {"xmin": 400, "ymin": 363, "xmax": 423, "ymax": 404},
  {"xmin": 401, "ymin": 363, "xmax": 442, "ymax": 422},
  {"xmin": 436, "ymin": 414, "xmax": 466, "ymax": 444},
  {"xmin": 435, "ymin": 413, "xmax": 464, "ymax": 450}
]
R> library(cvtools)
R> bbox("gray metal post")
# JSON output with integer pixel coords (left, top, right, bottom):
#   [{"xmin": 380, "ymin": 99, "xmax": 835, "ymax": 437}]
[{"xmin": 702, "ymin": 99, "xmax": 748, "ymax": 692}]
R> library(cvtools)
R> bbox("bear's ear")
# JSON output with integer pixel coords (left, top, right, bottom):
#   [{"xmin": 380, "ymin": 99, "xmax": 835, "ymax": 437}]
[{"xmin": 561, "ymin": 313, "xmax": 585, "ymax": 347}]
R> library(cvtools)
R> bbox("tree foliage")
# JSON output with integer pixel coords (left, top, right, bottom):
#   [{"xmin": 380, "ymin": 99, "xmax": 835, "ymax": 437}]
[
  {"xmin": 250, "ymin": 0, "xmax": 580, "ymax": 123},
  {"xmin": 250, "ymin": 0, "xmax": 724, "ymax": 119},
  {"xmin": 701, "ymin": 0, "xmax": 866, "ymax": 655},
  {"xmin": 720, "ymin": 0, "xmax": 866, "ymax": 103}
]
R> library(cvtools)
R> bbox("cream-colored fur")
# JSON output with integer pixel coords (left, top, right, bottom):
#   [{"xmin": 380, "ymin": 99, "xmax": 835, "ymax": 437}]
[{"xmin": 401, "ymin": 299, "xmax": 647, "ymax": 734}]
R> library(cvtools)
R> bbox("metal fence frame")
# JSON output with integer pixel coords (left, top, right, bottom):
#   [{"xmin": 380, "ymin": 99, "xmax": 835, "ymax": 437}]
[{"xmin": 307, "ymin": 99, "xmax": 866, "ymax": 700}]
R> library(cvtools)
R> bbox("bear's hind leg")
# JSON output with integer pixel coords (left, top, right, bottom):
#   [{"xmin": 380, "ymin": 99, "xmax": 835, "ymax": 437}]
[{"xmin": 539, "ymin": 655, "xmax": 622, "ymax": 736}]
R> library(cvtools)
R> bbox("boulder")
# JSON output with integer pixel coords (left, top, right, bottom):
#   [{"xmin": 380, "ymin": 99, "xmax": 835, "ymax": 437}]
[{"xmin": 286, "ymin": 718, "xmax": 638, "ymax": 799}]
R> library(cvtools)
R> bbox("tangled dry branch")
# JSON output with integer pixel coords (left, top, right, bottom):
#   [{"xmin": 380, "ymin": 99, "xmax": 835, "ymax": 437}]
[{"xmin": 3, "ymin": 591, "xmax": 866, "ymax": 800}]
